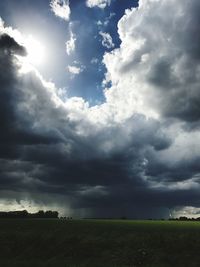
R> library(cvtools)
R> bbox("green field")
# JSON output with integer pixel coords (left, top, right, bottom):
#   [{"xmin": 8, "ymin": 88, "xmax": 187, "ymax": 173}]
[{"xmin": 0, "ymin": 219, "xmax": 200, "ymax": 267}]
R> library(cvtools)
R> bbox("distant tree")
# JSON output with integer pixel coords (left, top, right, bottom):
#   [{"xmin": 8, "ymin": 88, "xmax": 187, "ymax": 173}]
[
  {"xmin": 0, "ymin": 210, "xmax": 59, "ymax": 219},
  {"xmin": 179, "ymin": 216, "xmax": 188, "ymax": 221},
  {"xmin": 36, "ymin": 210, "xmax": 45, "ymax": 218},
  {"xmin": 20, "ymin": 210, "xmax": 28, "ymax": 218}
]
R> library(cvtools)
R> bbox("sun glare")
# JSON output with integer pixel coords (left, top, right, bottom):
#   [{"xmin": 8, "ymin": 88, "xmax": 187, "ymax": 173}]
[{"xmin": 25, "ymin": 35, "xmax": 45, "ymax": 66}]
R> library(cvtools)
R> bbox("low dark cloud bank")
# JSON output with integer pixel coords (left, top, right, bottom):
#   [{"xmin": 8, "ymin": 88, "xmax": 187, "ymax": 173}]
[{"xmin": 0, "ymin": 0, "xmax": 200, "ymax": 218}]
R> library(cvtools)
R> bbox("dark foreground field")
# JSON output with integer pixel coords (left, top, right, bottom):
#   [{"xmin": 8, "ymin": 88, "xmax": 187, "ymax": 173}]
[{"xmin": 0, "ymin": 219, "xmax": 200, "ymax": 267}]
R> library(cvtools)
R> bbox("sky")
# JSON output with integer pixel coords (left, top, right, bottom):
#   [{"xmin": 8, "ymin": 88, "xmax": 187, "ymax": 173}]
[{"xmin": 0, "ymin": 0, "xmax": 200, "ymax": 219}]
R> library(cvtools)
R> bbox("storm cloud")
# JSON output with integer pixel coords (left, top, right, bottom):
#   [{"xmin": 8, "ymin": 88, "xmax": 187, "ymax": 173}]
[{"xmin": 0, "ymin": 0, "xmax": 200, "ymax": 218}]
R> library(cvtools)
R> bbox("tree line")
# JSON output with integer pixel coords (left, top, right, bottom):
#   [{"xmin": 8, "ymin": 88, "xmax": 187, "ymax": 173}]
[
  {"xmin": 169, "ymin": 216, "xmax": 200, "ymax": 221},
  {"xmin": 0, "ymin": 210, "xmax": 59, "ymax": 218}
]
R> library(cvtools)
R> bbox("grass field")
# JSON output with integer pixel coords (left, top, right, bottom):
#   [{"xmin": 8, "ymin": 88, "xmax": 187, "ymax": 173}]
[{"xmin": 0, "ymin": 219, "xmax": 200, "ymax": 267}]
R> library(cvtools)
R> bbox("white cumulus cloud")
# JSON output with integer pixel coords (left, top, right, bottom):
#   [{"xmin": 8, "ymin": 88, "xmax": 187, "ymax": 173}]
[
  {"xmin": 66, "ymin": 30, "xmax": 76, "ymax": 55},
  {"xmin": 86, "ymin": 0, "xmax": 111, "ymax": 9},
  {"xmin": 50, "ymin": 0, "xmax": 70, "ymax": 21},
  {"xmin": 68, "ymin": 65, "xmax": 84, "ymax": 75},
  {"xmin": 100, "ymin": 0, "xmax": 200, "ymax": 122},
  {"xmin": 99, "ymin": 31, "xmax": 114, "ymax": 49}
]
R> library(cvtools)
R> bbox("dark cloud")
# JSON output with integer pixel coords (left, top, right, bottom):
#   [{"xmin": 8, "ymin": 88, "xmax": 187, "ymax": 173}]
[
  {"xmin": 0, "ymin": 35, "xmax": 59, "ymax": 157},
  {"xmin": 0, "ymin": 33, "xmax": 27, "ymax": 56},
  {"xmin": 0, "ymin": 38, "xmax": 171, "ymax": 216}
]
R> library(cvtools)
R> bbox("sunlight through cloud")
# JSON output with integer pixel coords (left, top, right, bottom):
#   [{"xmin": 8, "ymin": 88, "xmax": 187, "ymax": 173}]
[{"xmin": 25, "ymin": 35, "xmax": 45, "ymax": 66}]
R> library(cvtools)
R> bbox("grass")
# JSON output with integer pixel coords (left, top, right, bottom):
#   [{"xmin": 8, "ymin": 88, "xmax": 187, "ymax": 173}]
[{"xmin": 0, "ymin": 219, "xmax": 200, "ymax": 266}]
